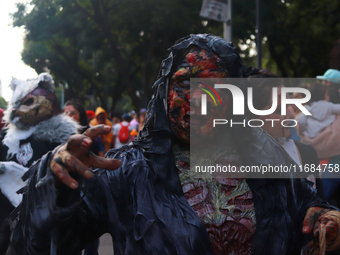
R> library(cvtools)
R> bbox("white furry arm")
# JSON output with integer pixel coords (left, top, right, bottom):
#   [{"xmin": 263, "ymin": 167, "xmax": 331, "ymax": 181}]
[{"xmin": 0, "ymin": 161, "xmax": 28, "ymax": 207}]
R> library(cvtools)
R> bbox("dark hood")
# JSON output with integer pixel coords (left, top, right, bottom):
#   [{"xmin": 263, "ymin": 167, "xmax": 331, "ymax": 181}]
[
  {"xmin": 138, "ymin": 33, "xmax": 246, "ymax": 142},
  {"xmin": 132, "ymin": 34, "xmax": 247, "ymax": 194}
]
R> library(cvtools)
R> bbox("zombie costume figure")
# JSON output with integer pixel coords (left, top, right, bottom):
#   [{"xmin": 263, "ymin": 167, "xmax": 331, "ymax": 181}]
[
  {"xmin": 0, "ymin": 73, "xmax": 78, "ymax": 226},
  {"xmin": 7, "ymin": 35, "xmax": 340, "ymax": 255},
  {"xmin": 89, "ymin": 107, "xmax": 113, "ymax": 152}
]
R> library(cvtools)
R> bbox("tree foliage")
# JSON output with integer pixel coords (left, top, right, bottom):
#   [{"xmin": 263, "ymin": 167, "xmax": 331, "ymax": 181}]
[
  {"xmin": 12, "ymin": 0, "xmax": 340, "ymax": 112},
  {"xmin": 0, "ymin": 97, "xmax": 7, "ymax": 109},
  {"xmin": 233, "ymin": 0, "xmax": 340, "ymax": 77},
  {"xmin": 13, "ymin": 0, "xmax": 219, "ymax": 111}
]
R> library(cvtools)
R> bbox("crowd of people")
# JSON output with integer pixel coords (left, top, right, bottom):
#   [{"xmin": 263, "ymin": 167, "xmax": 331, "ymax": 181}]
[
  {"xmin": 1, "ymin": 34, "xmax": 340, "ymax": 255},
  {"xmin": 84, "ymin": 107, "xmax": 147, "ymax": 152}
]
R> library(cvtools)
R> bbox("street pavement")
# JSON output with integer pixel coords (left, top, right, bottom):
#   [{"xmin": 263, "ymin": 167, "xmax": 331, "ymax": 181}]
[{"xmin": 98, "ymin": 233, "xmax": 113, "ymax": 254}]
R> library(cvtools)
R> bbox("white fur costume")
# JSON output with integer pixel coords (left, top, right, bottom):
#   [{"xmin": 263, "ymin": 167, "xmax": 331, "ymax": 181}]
[{"xmin": 0, "ymin": 73, "xmax": 79, "ymax": 207}]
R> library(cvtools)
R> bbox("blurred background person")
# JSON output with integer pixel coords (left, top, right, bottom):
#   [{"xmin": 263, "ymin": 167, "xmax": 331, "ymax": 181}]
[
  {"xmin": 298, "ymin": 83, "xmax": 340, "ymax": 206},
  {"xmin": 317, "ymin": 69, "xmax": 340, "ymax": 104},
  {"xmin": 298, "ymin": 84, "xmax": 340, "ymax": 142},
  {"xmin": 112, "ymin": 113, "xmax": 134, "ymax": 148},
  {"xmin": 248, "ymin": 68, "xmax": 324, "ymax": 197},
  {"xmin": 298, "ymin": 84, "xmax": 340, "ymax": 163},
  {"xmin": 64, "ymin": 100, "xmax": 105, "ymax": 157},
  {"xmin": 109, "ymin": 111, "xmax": 122, "ymax": 125},
  {"xmin": 129, "ymin": 110, "xmax": 140, "ymax": 141},
  {"xmin": 89, "ymin": 107, "xmax": 113, "ymax": 152},
  {"xmin": 129, "ymin": 110, "xmax": 139, "ymax": 130},
  {"xmin": 138, "ymin": 108, "xmax": 147, "ymax": 132}
]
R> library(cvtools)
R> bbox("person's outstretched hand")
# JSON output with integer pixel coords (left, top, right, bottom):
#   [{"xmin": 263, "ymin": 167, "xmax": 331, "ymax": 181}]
[
  {"xmin": 51, "ymin": 125, "xmax": 121, "ymax": 189},
  {"xmin": 303, "ymin": 207, "xmax": 340, "ymax": 252}
]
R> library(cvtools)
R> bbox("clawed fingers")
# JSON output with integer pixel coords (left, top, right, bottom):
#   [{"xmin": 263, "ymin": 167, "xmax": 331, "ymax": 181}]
[
  {"xmin": 313, "ymin": 221, "xmax": 320, "ymax": 236},
  {"xmin": 66, "ymin": 134, "xmax": 93, "ymax": 156},
  {"xmin": 51, "ymin": 151, "xmax": 94, "ymax": 189},
  {"xmin": 83, "ymin": 125, "xmax": 112, "ymax": 139},
  {"xmin": 50, "ymin": 125, "xmax": 121, "ymax": 189},
  {"xmin": 303, "ymin": 207, "xmax": 330, "ymax": 234},
  {"xmin": 90, "ymin": 155, "xmax": 121, "ymax": 170},
  {"xmin": 322, "ymin": 218, "xmax": 338, "ymax": 244}
]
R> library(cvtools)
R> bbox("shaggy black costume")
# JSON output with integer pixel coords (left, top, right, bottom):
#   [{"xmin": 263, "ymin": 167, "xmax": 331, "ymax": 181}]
[{"xmin": 7, "ymin": 34, "xmax": 337, "ymax": 255}]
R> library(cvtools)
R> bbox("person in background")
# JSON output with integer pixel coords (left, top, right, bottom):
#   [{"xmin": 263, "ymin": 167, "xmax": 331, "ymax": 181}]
[
  {"xmin": 317, "ymin": 69, "xmax": 340, "ymax": 104},
  {"xmin": 129, "ymin": 111, "xmax": 139, "ymax": 141},
  {"xmin": 299, "ymin": 84, "xmax": 340, "ymax": 141},
  {"xmin": 109, "ymin": 112, "xmax": 122, "ymax": 125},
  {"xmin": 248, "ymin": 68, "xmax": 324, "ymax": 197},
  {"xmin": 64, "ymin": 100, "xmax": 105, "ymax": 157},
  {"xmin": 129, "ymin": 110, "xmax": 139, "ymax": 130},
  {"xmin": 89, "ymin": 107, "xmax": 113, "ymax": 152},
  {"xmin": 138, "ymin": 108, "xmax": 146, "ymax": 132},
  {"xmin": 112, "ymin": 113, "xmax": 134, "ymax": 148},
  {"xmin": 111, "ymin": 113, "xmax": 122, "ymax": 148},
  {"xmin": 298, "ymin": 83, "xmax": 340, "ymax": 163},
  {"xmin": 298, "ymin": 84, "xmax": 340, "ymax": 206}
]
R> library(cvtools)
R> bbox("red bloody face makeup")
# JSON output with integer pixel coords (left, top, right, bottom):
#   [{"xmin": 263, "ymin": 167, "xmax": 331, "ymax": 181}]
[{"xmin": 168, "ymin": 47, "xmax": 229, "ymax": 144}]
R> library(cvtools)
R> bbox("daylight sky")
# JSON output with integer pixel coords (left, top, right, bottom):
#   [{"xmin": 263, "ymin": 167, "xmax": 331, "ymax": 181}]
[{"xmin": 0, "ymin": 0, "xmax": 37, "ymax": 102}]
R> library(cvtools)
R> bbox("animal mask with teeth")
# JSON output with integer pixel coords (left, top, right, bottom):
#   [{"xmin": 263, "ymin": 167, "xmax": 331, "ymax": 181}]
[{"xmin": 4, "ymin": 73, "xmax": 61, "ymax": 129}]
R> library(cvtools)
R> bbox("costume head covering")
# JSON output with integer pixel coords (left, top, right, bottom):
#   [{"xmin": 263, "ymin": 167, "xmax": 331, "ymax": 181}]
[
  {"xmin": 3, "ymin": 73, "xmax": 61, "ymax": 128},
  {"xmin": 133, "ymin": 34, "xmax": 247, "ymax": 194},
  {"xmin": 132, "ymin": 33, "xmax": 303, "ymax": 194},
  {"xmin": 138, "ymin": 34, "xmax": 245, "ymax": 140}
]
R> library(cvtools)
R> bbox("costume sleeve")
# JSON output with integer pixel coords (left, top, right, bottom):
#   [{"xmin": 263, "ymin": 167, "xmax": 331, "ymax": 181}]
[
  {"xmin": 10, "ymin": 148, "xmax": 112, "ymax": 255},
  {"xmin": 242, "ymin": 126, "xmax": 338, "ymax": 254},
  {"xmin": 293, "ymin": 141, "xmax": 326, "ymax": 199}
]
